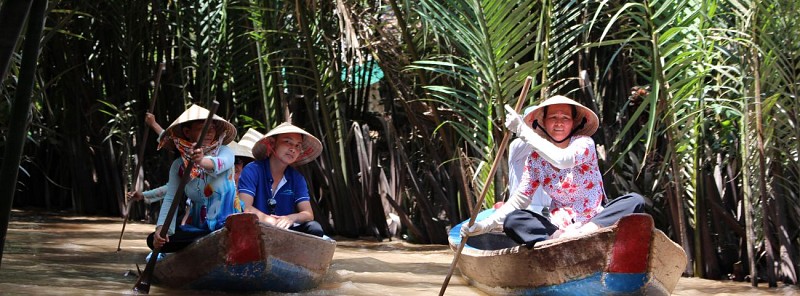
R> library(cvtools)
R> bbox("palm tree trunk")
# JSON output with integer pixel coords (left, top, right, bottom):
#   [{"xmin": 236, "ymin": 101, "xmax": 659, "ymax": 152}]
[
  {"xmin": 0, "ymin": 0, "xmax": 33, "ymax": 80},
  {"xmin": 693, "ymin": 100, "xmax": 706, "ymax": 278},
  {"xmin": 702, "ymin": 173, "xmax": 721, "ymax": 279},
  {"xmin": 751, "ymin": 25, "xmax": 777, "ymax": 287},
  {"xmin": 770, "ymin": 163, "xmax": 798, "ymax": 284},
  {"xmin": 0, "ymin": 0, "xmax": 46, "ymax": 268},
  {"xmin": 368, "ymin": 138, "xmax": 390, "ymax": 238},
  {"xmin": 667, "ymin": 136, "xmax": 693, "ymax": 276},
  {"xmin": 742, "ymin": 84, "xmax": 758, "ymax": 287}
]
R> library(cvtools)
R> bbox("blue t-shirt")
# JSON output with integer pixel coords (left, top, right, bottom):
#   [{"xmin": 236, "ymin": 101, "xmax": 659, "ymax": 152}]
[{"xmin": 237, "ymin": 158, "xmax": 311, "ymax": 216}]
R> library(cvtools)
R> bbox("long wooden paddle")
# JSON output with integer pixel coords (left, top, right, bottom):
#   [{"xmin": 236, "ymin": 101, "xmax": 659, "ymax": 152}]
[
  {"xmin": 438, "ymin": 76, "xmax": 533, "ymax": 295},
  {"xmin": 132, "ymin": 100, "xmax": 220, "ymax": 294},
  {"xmin": 117, "ymin": 62, "xmax": 166, "ymax": 251}
]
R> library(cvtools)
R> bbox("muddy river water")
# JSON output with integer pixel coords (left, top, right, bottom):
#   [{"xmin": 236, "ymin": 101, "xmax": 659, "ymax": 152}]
[{"xmin": 0, "ymin": 210, "xmax": 797, "ymax": 295}]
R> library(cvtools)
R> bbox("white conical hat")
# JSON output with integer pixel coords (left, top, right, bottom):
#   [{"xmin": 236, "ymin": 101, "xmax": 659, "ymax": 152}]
[
  {"xmin": 237, "ymin": 128, "xmax": 263, "ymax": 151},
  {"xmin": 158, "ymin": 104, "xmax": 237, "ymax": 149},
  {"xmin": 227, "ymin": 141, "xmax": 254, "ymax": 159},
  {"xmin": 229, "ymin": 128, "xmax": 262, "ymax": 160},
  {"xmin": 252, "ymin": 122, "xmax": 322, "ymax": 166},
  {"xmin": 530, "ymin": 95, "xmax": 599, "ymax": 138}
]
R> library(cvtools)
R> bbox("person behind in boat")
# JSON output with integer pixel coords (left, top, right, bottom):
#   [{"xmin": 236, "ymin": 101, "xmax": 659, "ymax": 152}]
[
  {"xmin": 237, "ymin": 122, "xmax": 325, "ymax": 237},
  {"xmin": 230, "ymin": 128, "xmax": 262, "ymax": 185},
  {"xmin": 127, "ymin": 112, "xmax": 193, "ymax": 229},
  {"xmin": 225, "ymin": 129, "xmax": 260, "ymax": 218},
  {"xmin": 507, "ymin": 105, "xmax": 552, "ymax": 215},
  {"xmin": 462, "ymin": 95, "xmax": 645, "ymax": 244},
  {"xmin": 147, "ymin": 104, "xmax": 242, "ymax": 253},
  {"xmin": 127, "ymin": 112, "xmax": 169, "ymax": 204}
]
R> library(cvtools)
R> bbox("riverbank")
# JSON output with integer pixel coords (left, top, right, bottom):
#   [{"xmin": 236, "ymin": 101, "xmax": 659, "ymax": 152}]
[{"xmin": 0, "ymin": 209, "xmax": 796, "ymax": 295}]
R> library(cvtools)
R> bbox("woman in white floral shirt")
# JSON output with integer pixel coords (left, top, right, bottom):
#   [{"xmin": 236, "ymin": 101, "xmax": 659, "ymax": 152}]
[{"xmin": 462, "ymin": 95, "xmax": 645, "ymax": 244}]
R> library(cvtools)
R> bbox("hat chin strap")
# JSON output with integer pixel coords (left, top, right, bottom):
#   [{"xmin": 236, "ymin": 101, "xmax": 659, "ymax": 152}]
[{"xmin": 532, "ymin": 117, "xmax": 587, "ymax": 144}]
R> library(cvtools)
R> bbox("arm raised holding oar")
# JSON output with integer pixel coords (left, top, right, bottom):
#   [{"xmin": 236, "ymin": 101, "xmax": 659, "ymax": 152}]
[
  {"xmin": 117, "ymin": 63, "xmax": 166, "ymax": 252},
  {"xmin": 439, "ymin": 76, "xmax": 533, "ymax": 295},
  {"xmin": 133, "ymin": 101, "xmax": 242, "ymax": 293},
  {"xmin": 125, "ymin": 113, "xmax": 166, "ymax": 205}
]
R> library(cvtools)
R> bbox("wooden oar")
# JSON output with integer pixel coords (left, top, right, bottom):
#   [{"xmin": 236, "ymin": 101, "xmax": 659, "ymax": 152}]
[
  {"xmin": 438, "ymin": 76, "xmax": 533, "ymax": 295},
  {"xmin": 132, "ymin": 100, "xmax": 220, "ymax": 294},
  {"xmin": 117, "ymin": 62, "xmax": 166, "ymax": 251}
]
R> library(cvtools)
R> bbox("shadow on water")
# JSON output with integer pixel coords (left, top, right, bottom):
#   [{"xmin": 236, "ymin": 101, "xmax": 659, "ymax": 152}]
[{"xmin": 1, "ymin": 208, "xmax": 798, "ymax": 295}]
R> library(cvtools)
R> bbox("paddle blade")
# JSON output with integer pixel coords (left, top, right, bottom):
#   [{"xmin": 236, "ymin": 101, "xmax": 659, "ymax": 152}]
[{"xmin": 132, "ymin": 279, "xmax": 151, "ymax": 294}]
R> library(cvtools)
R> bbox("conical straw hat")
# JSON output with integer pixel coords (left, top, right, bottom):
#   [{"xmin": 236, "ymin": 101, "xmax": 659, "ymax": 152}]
[
  {"xmin": 530, "ymin": 95, "xmax": 599, "ymax": 138},
  {"xmin": 237, "ymin": 128, "xmax": 263, "ymax": 151},
  {"xmin": 252, "ymin": 122, "xmax": 322, "ymax": 166},
  {"xmin": 227, "ymin": 142, "xmax": 254, "ymax": 159},
  {"xmin": 230, "ymin": 128, "xmax": 262, "ymax": 160},
  {"xmin": 158, "ymin": 104, "xmax": 237, "ymax": 149}
]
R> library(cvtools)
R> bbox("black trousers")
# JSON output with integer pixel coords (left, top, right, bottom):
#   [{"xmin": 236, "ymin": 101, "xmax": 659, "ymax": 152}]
[
  {"xmin": 291, "ymin": 220, "xmax": 325, "ymax": 237},
  {"xmin": 503, "ymin": 193, "xmax": 645, "ymax": 245},
  {"xmin": 146, "ymin": 228, "xmax": 211, "ymax": 253}
]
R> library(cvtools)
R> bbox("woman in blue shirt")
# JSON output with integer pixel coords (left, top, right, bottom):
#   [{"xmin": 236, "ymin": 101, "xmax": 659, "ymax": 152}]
[{"xmin": 237, "ymin": 122, "xmax": 324, "ymax": 237}]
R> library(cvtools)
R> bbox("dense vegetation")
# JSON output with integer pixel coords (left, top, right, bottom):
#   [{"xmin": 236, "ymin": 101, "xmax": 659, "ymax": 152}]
[{"xmin": 2, "ymin": 0, "xmax": 799, "ymax": 287}]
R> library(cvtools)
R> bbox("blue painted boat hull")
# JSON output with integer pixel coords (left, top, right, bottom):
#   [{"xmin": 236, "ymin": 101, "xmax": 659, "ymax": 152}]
[
  {"xmin": 449, "ymin": 211, "xmax": 686, "ymax": 295},
  {"xmin": 153, "ymin": 213, "xmax": 336, "ymax": 292}
]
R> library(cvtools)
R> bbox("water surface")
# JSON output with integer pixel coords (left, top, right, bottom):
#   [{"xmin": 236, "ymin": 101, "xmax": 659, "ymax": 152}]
[{"xmin": 0, "ymin": 209, "xmax": 796, "ymax": 295}]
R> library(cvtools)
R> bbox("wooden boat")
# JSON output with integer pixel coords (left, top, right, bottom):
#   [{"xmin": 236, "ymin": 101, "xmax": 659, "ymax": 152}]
[
  {"xmin": 449, "ymin": 210, "xmax": 687, "ymax": 295},
  {"xmin": 152, "ymin": 213, "xmax": 336, "ymax": 292}
]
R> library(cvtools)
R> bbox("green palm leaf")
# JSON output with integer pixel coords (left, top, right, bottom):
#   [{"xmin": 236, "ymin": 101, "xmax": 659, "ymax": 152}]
[{"xmin": 410, "ymin": 0, "xmax": 545, "ymax": 207}]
